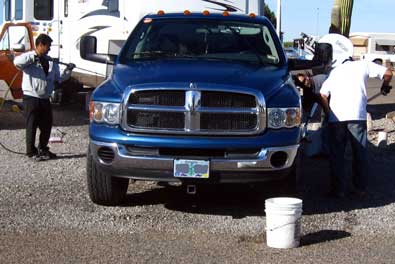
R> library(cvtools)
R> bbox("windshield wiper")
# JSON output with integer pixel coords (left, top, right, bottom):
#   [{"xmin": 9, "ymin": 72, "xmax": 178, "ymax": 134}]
[
  {"xmin": 131, "ymin": 51, "xmax": 200, "ymax": 60},
  {"xmin": 131, "ymin": 51, "xmax": 202, "ymax": 60},
  {"xmin": 130, "ymin": 51, "xmax": 177, "ymax": 59}
]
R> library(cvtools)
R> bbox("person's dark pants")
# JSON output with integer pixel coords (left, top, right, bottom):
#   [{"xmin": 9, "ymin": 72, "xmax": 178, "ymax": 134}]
[
  {"xmin": 23, "ymin": 95, "xmax": 53, "ymax": 156},
  {"xmin": 328, "ymin": 120, "xmax": 368, "ymax": 194}
]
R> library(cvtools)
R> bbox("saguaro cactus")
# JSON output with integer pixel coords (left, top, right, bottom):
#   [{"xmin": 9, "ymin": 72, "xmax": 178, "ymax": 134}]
[{"xmin": 329, "ymin": 0, "xmax": 354, "ymax": 37}]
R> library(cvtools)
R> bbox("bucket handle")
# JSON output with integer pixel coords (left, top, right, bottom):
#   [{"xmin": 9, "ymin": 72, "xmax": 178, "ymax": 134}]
[{"xmin": 265, "ymin": 216, "xmax": 302, "ymax": 232}]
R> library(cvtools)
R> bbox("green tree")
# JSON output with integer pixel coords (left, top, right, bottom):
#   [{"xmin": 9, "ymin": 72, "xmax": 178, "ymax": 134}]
[
  {"xmin": 330, "ymin": 0, "xmax": 354, "ymax": 37},
  {"xmin": 264, "ymin": 4, "xmax": 276, "ymax": 27}
]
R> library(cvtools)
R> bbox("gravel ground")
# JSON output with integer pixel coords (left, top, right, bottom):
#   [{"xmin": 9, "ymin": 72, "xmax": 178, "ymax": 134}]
[{"xmin": 1, "ymin": 84, "xmax": 395, "ymax": 263}]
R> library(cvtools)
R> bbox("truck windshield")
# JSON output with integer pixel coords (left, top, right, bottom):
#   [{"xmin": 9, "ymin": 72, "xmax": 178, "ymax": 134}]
[{"xmin": 121, "ymin": 18, "xmax": 283, "ymax": 66}]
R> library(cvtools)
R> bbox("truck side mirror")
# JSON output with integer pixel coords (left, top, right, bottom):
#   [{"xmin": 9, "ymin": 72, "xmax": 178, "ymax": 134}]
[
  {"xmin": 288, "ymin": 43, "xmax": 333, "ymax": 71},
  {"xmin": 11, "ymin": 43, "xmax": 26, "ymax": 52},
  {"xmin": 80, "ymin": 36, "xmax": 116, "ymax": 64},
  {"xmin": 311, "ymin": 43, "xmax": 333, "ymax": 74},
  {"xmin": 312, "ymin": 43, "xmax": 333, "ymax": 65}
]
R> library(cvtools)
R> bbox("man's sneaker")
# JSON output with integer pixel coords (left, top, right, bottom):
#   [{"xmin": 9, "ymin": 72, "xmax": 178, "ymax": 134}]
[
  {"xmin": 39, "ymin": 149, "xmax": 57, "ymax": 160},
  {"xmin": 32, "ymin": 155, "xmax": 44, "ymax": 162},
  {"xmin": 26, "ymin": 149, "xmax": 38, "ymax": 158},
  {"xmin": 27, "ymin": 150, "xmax": 44, "ymax": 161}
]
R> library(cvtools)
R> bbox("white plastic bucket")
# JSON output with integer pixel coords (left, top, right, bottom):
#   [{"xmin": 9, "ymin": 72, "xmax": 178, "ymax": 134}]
[{"xmin": 265, "ymin": 197, "xmax": 303, "ymax": 249}]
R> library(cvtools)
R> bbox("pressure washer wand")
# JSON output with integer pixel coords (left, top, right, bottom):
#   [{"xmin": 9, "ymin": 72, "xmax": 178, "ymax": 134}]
[{"xmin": 54, "ymin": 60, "xmax": 106, "ymax": 76}]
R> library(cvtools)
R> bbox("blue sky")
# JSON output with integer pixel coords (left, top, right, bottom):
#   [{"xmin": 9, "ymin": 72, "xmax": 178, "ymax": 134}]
[
  {"xmin": 0, "ymin": 0, "xmax": 394, "ymax": 41},
  {"xmin": 265, "ymin": 0, "xmax": 395, "ymax": 41}
]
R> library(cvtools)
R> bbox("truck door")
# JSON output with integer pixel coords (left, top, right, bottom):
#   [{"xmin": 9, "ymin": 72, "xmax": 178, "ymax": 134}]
[{"xmin": 0, "ymin": 23, "xmax": 35, "ymax": 99}]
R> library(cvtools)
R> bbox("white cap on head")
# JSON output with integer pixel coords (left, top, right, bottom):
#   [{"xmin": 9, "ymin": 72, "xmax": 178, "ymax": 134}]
[{"xmin": 318, "ymin": 33, "xmax": 354, "ymax": 68}]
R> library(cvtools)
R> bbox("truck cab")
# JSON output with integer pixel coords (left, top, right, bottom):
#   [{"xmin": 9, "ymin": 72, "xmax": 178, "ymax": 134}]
[{"xmin": 81, "ymin": 12, "xmax": 318, "ymax": 205}]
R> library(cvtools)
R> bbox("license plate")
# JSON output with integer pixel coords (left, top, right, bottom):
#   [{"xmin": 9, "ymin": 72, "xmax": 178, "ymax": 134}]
[{"xmin": 174, "ymin": 159, "xmax": 209, "ymax": 178}]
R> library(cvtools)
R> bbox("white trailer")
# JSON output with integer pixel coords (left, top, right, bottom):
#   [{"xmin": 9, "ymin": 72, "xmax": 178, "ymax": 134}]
[
  {"xmin": 1, "ymin": 0, "xmax": 265, "ymax": 87},
  {"xmin": 350, "ymin": 32, "xmax": 395, "ymax": 68}
]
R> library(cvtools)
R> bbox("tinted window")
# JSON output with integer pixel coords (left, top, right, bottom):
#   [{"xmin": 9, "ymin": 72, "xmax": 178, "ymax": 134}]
[
  {"xmin": 64, "ymin": 0, "xmax": 68, "ymax": 17},
  {"xmin": 34, "ymin": 0, "xmax": 53, "ymax": 20},
  {"xmin": 15, "ymin": 0, "xmax": 23, "ymax": 20},
  {"xmin": 122, "ymin": 18, "xmax": 283, "ymax": 66}
]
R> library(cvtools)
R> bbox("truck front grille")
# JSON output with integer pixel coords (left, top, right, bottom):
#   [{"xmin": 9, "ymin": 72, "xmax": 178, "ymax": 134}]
[
  {"xmin": 200, "ymin": 113, "xmax": 257, "ymax": 130},
  {"xmin": 128, "ymin": 90, "xmax": 185, "ymax": 106},
  {"xmin": 123, "ymin": 87, "xmax": 266, "ymax": 135},
  {"xmin": 127, "ymin": 111, "xmax": 184, "ymax": 129},
  {"xmin": 201, "ymin": 91, "xmax": 256, "ymax": 107}
]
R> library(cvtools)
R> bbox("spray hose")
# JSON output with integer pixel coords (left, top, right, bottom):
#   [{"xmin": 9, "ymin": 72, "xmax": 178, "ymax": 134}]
[
  {"xmin": 0, "ymin": 127, "xmax": 67, "ymax": 156},
  {"xmin": 0, "ymin": 71, "xmax": 21, "ymax": 111}
]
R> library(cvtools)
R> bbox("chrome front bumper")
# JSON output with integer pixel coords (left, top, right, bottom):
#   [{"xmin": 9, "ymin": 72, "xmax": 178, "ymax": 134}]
[{"xmin": 89, "ymin": 140, "xmax": 299, "ymax": 183}]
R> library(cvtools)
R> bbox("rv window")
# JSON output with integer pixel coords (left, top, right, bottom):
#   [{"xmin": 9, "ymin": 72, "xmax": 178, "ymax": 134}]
[
  {"xmin": 105, "ymin": 0, "xmax": 119, "ymax": 12},
  {"xmin": 64, "ymin": 0, "xmax": 69, "ymax": 17},
  {"xmin": 34, "ymin": 0, "xmax": 54, "ymax": 20},
  {"xmin": 375, "ymin": 43, "xmax": 395, "ymax": 53},
  {"xmin": 15, "ymin": 0, "xmax": 23, "ymax": 20},
  {"xmin": 4, "ymin": 0, "xmax": 11, "ymax": 21}
]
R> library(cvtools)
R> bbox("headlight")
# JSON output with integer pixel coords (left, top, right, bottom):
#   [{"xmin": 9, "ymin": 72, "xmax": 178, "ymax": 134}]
[
  {"xmin": 268, "ymin": 107, "xmax": 301, "ymax": 129},
  {"xmin": 89, "ymin": 101, "xmax": 121, "ymax": 125}
]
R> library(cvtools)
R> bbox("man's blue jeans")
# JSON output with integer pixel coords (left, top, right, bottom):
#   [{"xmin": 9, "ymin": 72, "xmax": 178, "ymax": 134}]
[{"xmin": 328, "ymin": 120, "xmax": 368, "ymax": 194}]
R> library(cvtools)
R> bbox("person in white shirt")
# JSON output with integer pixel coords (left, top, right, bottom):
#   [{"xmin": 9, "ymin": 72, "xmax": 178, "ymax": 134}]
[{"xmin": 320, "ymin": 59, "xmax": 392, "ymax": 198}]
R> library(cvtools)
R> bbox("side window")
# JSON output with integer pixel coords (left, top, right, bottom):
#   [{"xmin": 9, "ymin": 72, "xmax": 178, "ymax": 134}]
[
  {"xmin": 34, "ymin": 0, "xmax": 54, "ymax": 20},
  {"xmin": 0, "ymin": 31, "xmax": 11, "ymax": 51},
  {"xmin": 15, "ymin": 0, "xmax": 24, "ymax": 20},
  {"xmin": 262, "ymin": 27, "xmax": 280, "ymax": 63},
  {"xmin": 0, "ymin": 26, "xmax": 32, "ymax": 51},
  {"xmin": 4, "ymin": 0, "xmax": 11, "ymax": 21}
]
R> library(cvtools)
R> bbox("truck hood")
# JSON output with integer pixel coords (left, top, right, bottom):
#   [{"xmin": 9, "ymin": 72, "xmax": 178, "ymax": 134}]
[
  {"xmin": 101, "ymin": 59, "xmax": 297, "ymax": 105},
  {"xmin": 112, "ymin": 60, "xmax": 289, "ymax": 99}
]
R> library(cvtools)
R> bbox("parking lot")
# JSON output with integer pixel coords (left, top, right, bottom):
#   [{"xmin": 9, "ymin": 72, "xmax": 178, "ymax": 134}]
[{"xmin": 1, "ymin": 79, "xmax": 395, "ymax": 263}]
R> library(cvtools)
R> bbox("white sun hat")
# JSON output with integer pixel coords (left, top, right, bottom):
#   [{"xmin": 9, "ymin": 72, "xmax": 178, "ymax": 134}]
[{"xmin": 318, "ymin": 33, "xmax": 354, "ymax": 68}]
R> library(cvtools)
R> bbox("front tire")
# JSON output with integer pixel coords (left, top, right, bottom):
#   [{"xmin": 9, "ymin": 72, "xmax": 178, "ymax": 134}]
[{"xmin": 86, "ymin": 148, "xmax": 129, "ymax": 205}]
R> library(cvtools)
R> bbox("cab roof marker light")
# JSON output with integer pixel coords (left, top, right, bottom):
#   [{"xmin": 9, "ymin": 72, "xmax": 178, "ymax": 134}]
[
  {"xmin": 249, "ymin": 13, "xmax": 256, "ymax": 18},
  {"xmin": 203, "ymin": 10, "xmax": 210, "ymax": 16},
  {"xmin": 222, "ymin": 11, "xmax": 230, "ymax": 16},
  {"xmin": 184, "ymin": 10, "xmax": 191, "ymax": 16},
  {"xmin": 157, "ymin": 10, "xmax": 165, "ymax": 16}
]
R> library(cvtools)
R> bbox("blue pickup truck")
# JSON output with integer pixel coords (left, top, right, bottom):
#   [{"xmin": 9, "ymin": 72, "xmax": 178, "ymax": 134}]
[{"xmin": 81, "ymin": 12, "xmax": 323, "ymax": 205}]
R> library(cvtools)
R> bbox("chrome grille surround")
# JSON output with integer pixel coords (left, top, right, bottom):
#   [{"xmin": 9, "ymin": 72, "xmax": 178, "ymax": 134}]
[{"xmin": 121, "ymin": 84, "xmax": 266, "ymax": 135}]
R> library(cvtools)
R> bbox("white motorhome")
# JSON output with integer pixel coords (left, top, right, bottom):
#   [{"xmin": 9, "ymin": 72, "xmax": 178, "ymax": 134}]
[
  {"xmin": 1, "ymin": 0, "xmax": 265, "ymax": 87},
  {"xmin": 350, "ymin": 32, "xmax": 395, "ymax": 68}
]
